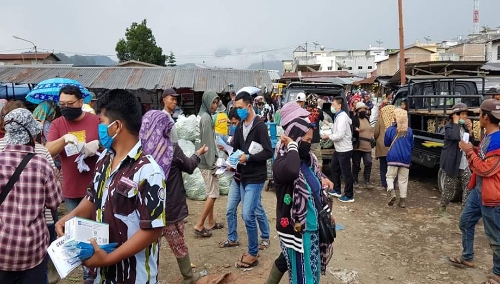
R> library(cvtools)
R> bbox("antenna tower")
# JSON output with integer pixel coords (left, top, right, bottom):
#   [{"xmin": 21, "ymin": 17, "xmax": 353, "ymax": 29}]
[{"xmin": 473, "ymin": 0, "xmax": 480, "ymax": 34}]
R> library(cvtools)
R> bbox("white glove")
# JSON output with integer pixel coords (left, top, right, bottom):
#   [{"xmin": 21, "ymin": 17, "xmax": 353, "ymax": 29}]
[
  {"xmin": 75, "ymin": 154, "xmax": 90, "ymax": 173},
  {"xmin": 63, "ymin": 134, "xmax": 79, "ymax": 145},
  {"xmin": 83, "ymin": 140, "xmax": 100, "ymax": 158}
]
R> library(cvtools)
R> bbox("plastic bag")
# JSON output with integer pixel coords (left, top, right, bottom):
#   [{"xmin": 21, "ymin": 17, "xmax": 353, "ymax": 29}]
[
  {"xmin": 178, "ymin": 139, "xmax": 196, "ymax": 157},
  {"xmin": 267, "ymin": 159, "xmax": 272, "ymax": 179},
  {"xmin": 276, "ymin": 126, "xmax": 284, "ymax": 137},
  {"xmin": 219, "ymin": 174, "xmax": 232, "ymax": 195},
  {"xmin": 319, "ymin": 123, "xmax": 334, "ymax": 149},
  {"xmin": 175, "ymin": 115, "xmax": 200, "ymax": 142},
  {"xmin": 184, "ymin": 168, "xmax": 207, "ymax": 201}
]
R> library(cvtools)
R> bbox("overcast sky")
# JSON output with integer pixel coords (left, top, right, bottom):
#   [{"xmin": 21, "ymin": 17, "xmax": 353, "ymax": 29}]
[{"xmin": 1, "ymin": 0, "xmax": 499, "ymax": 68}]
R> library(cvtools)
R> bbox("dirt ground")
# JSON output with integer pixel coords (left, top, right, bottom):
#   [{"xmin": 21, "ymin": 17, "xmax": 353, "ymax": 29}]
[{"xmin": 59, "ymin": 162, "xmax": 495, "ymax": 284}]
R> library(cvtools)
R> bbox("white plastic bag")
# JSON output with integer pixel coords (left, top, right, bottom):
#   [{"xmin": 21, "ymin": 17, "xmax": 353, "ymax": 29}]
[
  {"xmin": 178, "ymin": 139, "xmax": 196, "ymax": 157},
  {"xmin": 175, "ymin": 115, "xmax": 200, "ymax": 142},
  {"xmin": 183, "ymin": 169, "xmax": 207, "ymax": 201}
]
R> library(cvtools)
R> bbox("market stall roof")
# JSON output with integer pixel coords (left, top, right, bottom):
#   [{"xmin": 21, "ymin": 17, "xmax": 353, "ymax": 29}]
[{"xmin": 0, "ymin": 65, "xmax": 274, "ymax": 92}]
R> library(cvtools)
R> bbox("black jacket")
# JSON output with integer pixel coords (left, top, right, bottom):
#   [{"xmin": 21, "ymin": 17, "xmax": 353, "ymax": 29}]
[
  {"xmin": 440, "ymin": 122, "xmax": 474, "ymax": 177},
  {"xmin": 166, "ymin": 144, "xmax": 200, "ymax": 224},
  {"xmin": 232, "ymin": 116, "xmax": 273, "ymax": 186}
]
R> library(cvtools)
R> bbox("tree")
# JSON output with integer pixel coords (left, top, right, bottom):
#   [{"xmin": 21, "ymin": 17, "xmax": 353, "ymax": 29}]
[
  {"xmin": 167, "ymin": 51, "xmax": 176, "ymax": 67},
  {"xmin": 115, "ymin": 19, "xmax": 167, "ymax": 66}
]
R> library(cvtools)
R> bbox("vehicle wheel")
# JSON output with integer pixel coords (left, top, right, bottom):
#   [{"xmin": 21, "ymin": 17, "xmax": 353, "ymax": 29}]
[
  {"xmin": 450, "ymin": 187, "xmax": 463, "ymax": 203},
  {"xmin": 437, "ymin": 168, "xmax": 445, "ymax": 193}
]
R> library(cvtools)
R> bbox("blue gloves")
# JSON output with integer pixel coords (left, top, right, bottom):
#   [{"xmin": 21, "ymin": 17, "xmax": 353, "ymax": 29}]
[{"xmin": 65, "ymin": 241, "xmax": 118, "ymax": 261}]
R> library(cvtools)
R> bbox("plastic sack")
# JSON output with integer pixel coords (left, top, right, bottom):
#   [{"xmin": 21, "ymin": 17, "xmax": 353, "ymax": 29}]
[
  {"xmin": 183, "ymin": 168, "xmax": 207, "ymax": 201},
  {"xmin": 219, "ymin": 174, "xmax": 232, "ymax": 195},
  {"xmin": 178, "ymin": 139, "xmax": 196, "ymax": 157},
  {"xmin": 319, "ymin": 123, "xmax": 334, "ymax": 149},
  {"xmin": 276, "ymin": 126, "xmax": 284, "ymax": 137},
  {"xmin": 175, "ymin": 115, "xmax": 200, "ymax": 142},
  {"xmin": 267, "ymin": 159, "xmax": 272, "ymax": 179}
]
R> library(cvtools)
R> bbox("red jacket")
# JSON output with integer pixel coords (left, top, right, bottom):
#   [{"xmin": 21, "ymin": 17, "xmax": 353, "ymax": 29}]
[{"xmin": 467, "ymin": 147, "xmax": 500, "ymax": 206}]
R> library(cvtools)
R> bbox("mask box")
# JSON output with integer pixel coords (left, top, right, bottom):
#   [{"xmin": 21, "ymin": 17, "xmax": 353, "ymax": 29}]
[{"xmin": 65, "ymin": 217, "xmax": 109, "ymax": 245}]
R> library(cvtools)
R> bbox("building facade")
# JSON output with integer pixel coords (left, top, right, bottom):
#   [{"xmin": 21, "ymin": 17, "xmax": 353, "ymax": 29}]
[{"xmin": 0, "ymin": 53, "xmax": 60, "ymax": 65}]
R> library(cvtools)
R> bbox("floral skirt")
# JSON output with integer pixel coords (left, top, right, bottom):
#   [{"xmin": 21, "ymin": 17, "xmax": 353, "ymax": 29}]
[{"xmin": 280, "ymin": 230, "xmax": 321, "ymax": 284}]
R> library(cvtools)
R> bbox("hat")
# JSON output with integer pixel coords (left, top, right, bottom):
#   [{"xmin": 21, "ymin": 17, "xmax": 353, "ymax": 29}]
[
  {"xmin": 485, "ymin": 87, "xmax": 500, "ymax": 96},
  {"xmin": 355, "ymin": 102, "xmax": 368, "ymax": 110},
  {"xmin": 451, "ymin": 103, "xmax": 468, "ymax": 114},
  {"xmin": 90, "ymin": 92, "xmax": 97, "ymax": 101},
  {"xmin": 162, "ymin": 88, "xmax": 179, "ymax": 98},
  {"xmin": 4, "ymin": 108, "xmax": 42, "ymax": 145},
  {"xmin": 296, "ymin": 92, "xmax": 306, "ymax": 102},
  {"xmin": 480, "ymin": 99, "xmax": 500, "ymax": 119}
]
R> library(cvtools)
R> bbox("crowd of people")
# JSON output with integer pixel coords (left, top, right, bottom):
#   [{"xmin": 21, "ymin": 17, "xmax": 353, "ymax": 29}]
[{"xmin": 0, "ymin": 82, "xmax": 499, "ymax": 284}]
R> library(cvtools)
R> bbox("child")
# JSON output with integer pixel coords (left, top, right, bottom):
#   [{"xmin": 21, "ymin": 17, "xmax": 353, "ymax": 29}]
[{"xmin": 384, "ymin": 108, "xmax": 414, "ymax": 208}]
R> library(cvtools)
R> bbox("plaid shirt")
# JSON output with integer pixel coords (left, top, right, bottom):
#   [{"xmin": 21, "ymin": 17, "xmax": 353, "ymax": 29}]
[{"xmin": 0, "ymin": 145, "xmax": 62, "ymax": 271}]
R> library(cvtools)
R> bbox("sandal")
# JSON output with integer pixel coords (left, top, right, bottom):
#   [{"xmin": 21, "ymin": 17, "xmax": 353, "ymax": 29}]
[
  {"xmin": 482, "ymin": 275, "xmax": 500, "ymax": 284},
  {"xmin": 207, "ymin": 222, "xmax": 225, "ymax": 230},
  {"xmin": 219, "ymin": 239, "xmax": 240, "ymax": 248},
  {"xmin": 447, "ymin": 256, "xmax": 474, "ymax": 268},
  {"xmin": 194, "ymin": 228, "xmax": 212, "ymax": 238},
  {"xmin": 259, "ymin": 239, "xmax": 270, "ymax": 250},
  {"xmin": 235, "ymin": 254, "xmax": 259, "ymax": 268}
]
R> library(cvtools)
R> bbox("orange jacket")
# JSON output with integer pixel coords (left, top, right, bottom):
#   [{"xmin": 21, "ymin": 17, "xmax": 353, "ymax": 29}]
[{"xmin": 466, "ymin": 147, "xmax": 500, "ymax": 206}]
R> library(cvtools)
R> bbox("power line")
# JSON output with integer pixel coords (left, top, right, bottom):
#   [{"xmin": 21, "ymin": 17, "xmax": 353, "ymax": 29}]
[{"xmin": 0, "ymin": 48, "xmax": 34, "ymax": 53}]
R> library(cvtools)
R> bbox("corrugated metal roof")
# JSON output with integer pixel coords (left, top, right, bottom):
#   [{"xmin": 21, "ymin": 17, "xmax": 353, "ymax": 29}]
[
  {"xmin": 0, "ymin": 66, "xmax": 273, "ymax": 92},
  {"xmin": 268, "ymin": 70, "xmax": 281, "ymax": 81}
]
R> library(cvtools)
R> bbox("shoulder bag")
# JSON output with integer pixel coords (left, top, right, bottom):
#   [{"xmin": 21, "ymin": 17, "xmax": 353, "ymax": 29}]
[
  {"xmin": 312, "ymin": 188, "xmax": 336, "ymax": 244},
  {"xmin": 0, "ymin": 153, "xmax": 35, "ymax": 206}
]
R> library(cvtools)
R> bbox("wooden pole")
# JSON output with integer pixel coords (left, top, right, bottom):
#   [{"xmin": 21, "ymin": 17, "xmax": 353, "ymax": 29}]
[{"xmin": 398, "ymin": 0, "xmax": 406, "ymax": 85}]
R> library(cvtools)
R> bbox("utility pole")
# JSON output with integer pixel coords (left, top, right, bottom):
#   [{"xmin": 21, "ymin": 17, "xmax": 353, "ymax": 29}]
[
  {"xmin": 13, "ymin": 36, "xmax": 37, "ymax": 64},
  {"xmin": 305, "ymin": 41, "xmax": 308, "ymax": 60},
  {"xmin": 398, "ymin": 0, "xmax": 406, "ymax": 85}
]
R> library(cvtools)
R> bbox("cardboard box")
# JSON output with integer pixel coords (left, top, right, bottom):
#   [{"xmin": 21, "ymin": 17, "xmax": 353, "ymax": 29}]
[{"xmin": 65, "ymin": 217, "xmax": 109, "ymax": 245}]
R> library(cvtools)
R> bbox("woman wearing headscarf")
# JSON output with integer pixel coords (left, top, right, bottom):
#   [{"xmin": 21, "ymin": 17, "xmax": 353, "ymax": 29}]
[
  {"xmin": 384, "ymin": 108, "xmax": 414, "ymax": 208},
  {"xmin": 32, "ymin": 101, "xmax": 58, "ymax": 145},
  {"xmin": 139, "ymin": 110, "xmax": 207, "ymax": 284},
  {"xmin": 374, "ymin": 105, "xmax": 396, "ymax": 190},
  {"xmin": 271, "ymin": 102, "xmax": 334, "ymax": 284}
]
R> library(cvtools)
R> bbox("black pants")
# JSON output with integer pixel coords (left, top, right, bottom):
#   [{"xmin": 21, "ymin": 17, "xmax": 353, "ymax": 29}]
[
  {"xmin": 330, "ymin": 150, "xmax": 354, "ymax": 198},
  {"xmin": 352, "ymin": 151, "xmax": 372, "ymax": 184},
  {"xmin": 275, "ymin": 253, "xmax": 288, "ymax": 273},
  {"xmin": 0, "ymin": 257, "xmax": 47, "ymax": 284}
]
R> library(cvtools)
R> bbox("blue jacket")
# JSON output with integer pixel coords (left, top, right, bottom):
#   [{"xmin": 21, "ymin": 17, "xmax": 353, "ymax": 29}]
[{"xmin": 384, "ymin": 125, "xmax": 414, "ymax": 168}]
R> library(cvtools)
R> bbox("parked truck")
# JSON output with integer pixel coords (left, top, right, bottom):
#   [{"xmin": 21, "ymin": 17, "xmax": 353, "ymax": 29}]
[{"xmin": 391, "ymin": 75, "xmax": 485, "ymax": 200}]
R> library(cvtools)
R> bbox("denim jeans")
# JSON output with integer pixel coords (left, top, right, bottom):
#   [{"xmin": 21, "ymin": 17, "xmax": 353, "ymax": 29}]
[
  {"xmin": 226, "ymin": 180, "xmax": 270, "ymax": 242},
  {"xmin": 240, "ymin": 182, "xmax": 269, "ymax": 257},
  {"xmin": 482, "ymin": 205, "xmax": 500, "ymax": 275},
  {"xmin": 459, "ymin": 188, "xmax": 483, "ymax": 262},
  {"xmin": 64, "ymin": 198, "xmax": 82, "ymax": 213}
]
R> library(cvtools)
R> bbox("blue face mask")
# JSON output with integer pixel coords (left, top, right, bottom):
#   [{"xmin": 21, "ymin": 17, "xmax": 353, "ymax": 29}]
[
  {"xmin": 237, "ymin": 108, "xmax": 249, "ymax": 121},
  {"xmin": 98, "ymin": 121, "xmax": 117, "ymax": 150},
  {"xmin": 229, "ymin": 125, "xmax": 237, "ymax": 136}
]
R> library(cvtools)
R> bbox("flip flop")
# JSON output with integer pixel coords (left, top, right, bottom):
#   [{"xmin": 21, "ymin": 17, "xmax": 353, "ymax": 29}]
[
  {"xmin": 219, "ymin": 239, "xmax": 240, "ymax": 248},
  {"xmin": 235, "ymin": 254, "xmax": 259, "ymax": 269},
  {"xmin": 207, "ymin": 222, "xmax": 224, "ymax": 230},
  {"xmin": 447, "ymin": 256, "xmax": 474, "ymax": 268},
  {"xmin": 194, "ymin": 228, "xmax": 212, "ymax": 238},
  {"xmin": 482, "ymin": 275, "xmax": 500, "ymax": 284}
]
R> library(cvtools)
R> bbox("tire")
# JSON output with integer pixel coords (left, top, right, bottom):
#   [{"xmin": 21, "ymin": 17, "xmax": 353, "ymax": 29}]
[{"xmin": 437, "ymin": 168, "xmax": 463, "ymax": 203}]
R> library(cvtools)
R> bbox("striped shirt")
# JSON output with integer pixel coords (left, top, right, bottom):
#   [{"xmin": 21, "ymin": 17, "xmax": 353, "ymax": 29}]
[{"xmin": 0, "ymin": 145, "xmax": 62, "ymax": 271}]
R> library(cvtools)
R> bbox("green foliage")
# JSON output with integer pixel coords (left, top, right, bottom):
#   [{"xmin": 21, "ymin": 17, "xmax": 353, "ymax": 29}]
[
  {"xmin": 115, "ymin": 19, "xmax": 167, "ymax": 66},
  {"xmin": 167, "ymin": 51, "xmax": 176, "ymax": 67}
]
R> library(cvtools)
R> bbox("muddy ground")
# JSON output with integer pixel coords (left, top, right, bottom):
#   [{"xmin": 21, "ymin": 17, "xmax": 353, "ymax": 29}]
[{"xmin": 60, "ymin": 162, "xmax": 494, "ymax": 284}]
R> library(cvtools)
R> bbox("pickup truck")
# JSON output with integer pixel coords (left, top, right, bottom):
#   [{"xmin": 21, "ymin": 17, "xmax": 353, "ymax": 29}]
[{"xmin": 391, "ymin": 76, "xmax": 485, "ymax": 200}]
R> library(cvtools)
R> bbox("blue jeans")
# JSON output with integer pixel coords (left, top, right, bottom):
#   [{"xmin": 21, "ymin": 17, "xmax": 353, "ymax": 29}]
[
  {"xmin": 240, "ymin": 182, "xmax": 269, "ymax": 257},
  {"xmin": 226, "ymin": 180, "xmax": 270, "ymax": 242},
  {"xmin": 459, "ymin": 188, "xmax": 482, "ymax": 262},
  {"xmin": 482, "ymin": 205, "xmax": 500, "ymax": 275}
]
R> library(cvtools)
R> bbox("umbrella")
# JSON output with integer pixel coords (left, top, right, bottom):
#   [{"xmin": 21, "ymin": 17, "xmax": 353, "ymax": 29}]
[
  {"xmin": 237, "ymin": 86, "xmax": 261, "ymax": 97},
  {"xmin": 26, "ymin": 78, "xmax": 93, "ymax": 105}
]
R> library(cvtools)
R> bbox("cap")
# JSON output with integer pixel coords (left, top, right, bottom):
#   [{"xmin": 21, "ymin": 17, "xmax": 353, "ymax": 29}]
[
  {"xmin": 296, "ymin": 92, "xmax": 306, "ymax": 102},
  {"xmin": 480, "ymin": 99, "xmax": 500, "ymax": 119},
  {"xmin": 451, "ymin": 103, "xmax": 468, "ymax": 114},
  {"xmin": 162, "ymin": 88, "xmax": 179, "ymax": 98},
  {"xmin": 485, "ymin": 87, "xmax": 500, "ymax": 96},
  {"xmin": 355, "ymin": 102, "xmax": 368, "ymax": 110}
]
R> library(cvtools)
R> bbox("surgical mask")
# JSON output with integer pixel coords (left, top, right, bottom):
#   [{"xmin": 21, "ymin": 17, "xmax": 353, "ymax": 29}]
[
  {"xmin": 298, "ymin": 141, "xmax": 311, "ymax": 160},
  {"xmin": 237, "ymin": 108, "xmax": 249, "ymax": 120},
  {"xmin": 358, "ymin": 111, "xmax": 367, "ymax": 119},
  {"xmin": 98, "ymin": 121, "xmax": 117, "ymax": 150},
  {"xmin": 61, "ymin": 107, "xmax": 83, "ymax": 121},
  {"xmin": 330, "ymin": 107, "xmax": 336, "ymax": 114},
  {"xmin": 229, "ymin": 125, "xmax": 237, "ymax": 136},
  {"xmin": 459, "ymin": 119, "xmax": 465, "ymax": 125}
]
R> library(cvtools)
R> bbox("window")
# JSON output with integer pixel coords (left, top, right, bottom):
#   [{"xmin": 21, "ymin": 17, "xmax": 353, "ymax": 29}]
[
  {"xmin": 497, "ymin": 46, "xmax": 500, "ymax": 60},
  {"xmin": 327, "ymin": 67, "xmax": 332, "ymax": 70},
  {"xmin": 367, "ymin": 66, "xmax": 373, "ymax": 70},
  {"xmin": 358, "ymin": 66, "xmax": 363, "ymax": 70},
  {"xmin": 348, "ymin": 67, "xmax": 353, "ymax": 70}
]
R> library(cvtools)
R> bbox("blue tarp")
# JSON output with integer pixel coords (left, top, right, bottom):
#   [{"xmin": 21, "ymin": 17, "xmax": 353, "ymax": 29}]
[{"xmin": 0, "ymin": 84, "xmax": 30, "ymax": 100}]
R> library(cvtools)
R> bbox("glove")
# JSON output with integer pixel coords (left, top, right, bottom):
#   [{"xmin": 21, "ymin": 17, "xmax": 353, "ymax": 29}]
[
  {"xmin": 63, "ymin": 134, "xmax": 79, "ymax": 145},
  {"xmin": 83, "ymin": 140, "xmax": 100, "ymax": 158},
  {"xmin": 65, "ymin": 241, "xmax": 118, "ymax": 261},
  {"xmin": 75, "ymin": 154, "xmax": 90, "ymax": 173}
]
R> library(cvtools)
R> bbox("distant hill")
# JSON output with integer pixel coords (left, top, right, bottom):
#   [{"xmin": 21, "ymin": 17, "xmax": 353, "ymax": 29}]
[
  {"xmin": 178, "ymin": 63, "xmax": 209, "ymax": 68},
  {"xmin": 247, "ymin": 60, "xmax": 283, "ymax": 72},
  {"xmin": 56, "ymin": 53, "xmax": 116, "ymax": 66}
]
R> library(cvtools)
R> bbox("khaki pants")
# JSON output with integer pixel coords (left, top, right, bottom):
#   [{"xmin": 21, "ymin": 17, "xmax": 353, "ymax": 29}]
[{"xmin": 386, "ymin": 166, "xmax": 409, "ymax": 198}]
